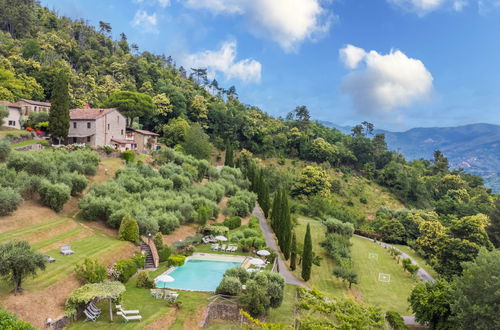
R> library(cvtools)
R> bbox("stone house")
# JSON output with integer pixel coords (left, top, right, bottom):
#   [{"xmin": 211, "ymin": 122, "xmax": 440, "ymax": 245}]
[
  {"xmin": 125, "ymin": 128, "xmax": 159, "ymax": 153},
  {"xmin": 17, "ymin": 99, "xmax": 51, "ymax": 117},
  {"xmin": 67, "ymin": 108, "xmax": 126, "ymax": 146},
  {"xmin": 0, "ymin": 101, "xmax": 22, "ymax": 129}
]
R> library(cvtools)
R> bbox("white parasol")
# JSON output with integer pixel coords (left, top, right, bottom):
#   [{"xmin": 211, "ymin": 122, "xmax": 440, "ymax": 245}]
[{"xmin": 257, "ymin": 250, "xmax": 271, "ymax": 256}]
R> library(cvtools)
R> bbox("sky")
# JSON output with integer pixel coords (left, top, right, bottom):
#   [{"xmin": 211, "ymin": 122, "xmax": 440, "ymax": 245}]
[{"xmin": 40, "ymin": 0, "xmax": 500, "ymax": 131}]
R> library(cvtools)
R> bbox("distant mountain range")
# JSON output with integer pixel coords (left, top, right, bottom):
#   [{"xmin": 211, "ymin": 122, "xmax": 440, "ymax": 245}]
[{"xmin": 319, "ymin": 121, "xmax": 500, "ymax": 193}]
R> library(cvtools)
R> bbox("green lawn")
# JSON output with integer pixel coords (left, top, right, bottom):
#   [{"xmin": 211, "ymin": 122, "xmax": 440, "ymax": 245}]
[
  {"xmin": 194, "ymin": 243, "xmax": 248, "ymax": 256},
  {"xmin": 267, "ymin": 284, "xmax": 298, "ymax": 326},
  {"xmin": 0, "ymin": 217, "xmax": 69, "ymax": 244},
  {"xmin": 69, "ymin": 264, "xmax": 211, "ymax": 330},
  {"xmin": 0, "ymin": 128, "xmax": 26, "ymax": 138},
  {"xmin": 292, "ymin": 217, "xmax": 418, "ymax": 315},
  {"xmin": 393, "ymin": 244, "xmax": 439, "ymax": 279},
  {"xmin": 11, "ymin": 139, "xmax": 42, "ymax": 148}
]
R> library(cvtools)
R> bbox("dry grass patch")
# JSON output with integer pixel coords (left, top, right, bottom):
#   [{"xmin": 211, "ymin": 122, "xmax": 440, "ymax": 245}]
[
  {"xmin": 0, "ymin": 200, "xmax": 62, "ymax": 233},
  {"xmin": 163, "ymin": 224, "xmax": 199, "ymax": 245},
  {"xmin": 143, "ymin": 309, "xmax": 178, "ymax": 330}
]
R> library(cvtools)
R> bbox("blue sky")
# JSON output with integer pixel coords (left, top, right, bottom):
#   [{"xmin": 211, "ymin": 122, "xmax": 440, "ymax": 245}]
[{"xmin": 40, "ymin": 0, "xmax": 500, "ymax": 131}]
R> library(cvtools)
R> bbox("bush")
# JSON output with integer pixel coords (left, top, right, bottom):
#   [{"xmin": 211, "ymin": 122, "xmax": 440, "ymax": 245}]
[
  {"xmin": 168, "ymin": 255, "xmax": 186, "ymax": 266},
  {"xmin": 60, "ymin": 172, "xmax": 88, "ymax": 196},
  {"xmin": 195, "ymin": 205, "xmax": 211, "ymax": 226},
  {"xmin": 202, "ymin": 224, "xmax": 229, "ymax": 236},
  {"xmin": 223, "ymin": 216, "xmax": 242, "ymax": 230},
  {"xmin": 224, "ymin": 267, "xmax": 249, "ymax": 284},
  {"xmin": 39, "ymin": 180, "xmax": 71, "ymax": 212},
  {"xmin": 248, "ymin": 216, "xmax": 259, "ymax": 229},
  {"xmin": 115, "ymin": 258, "xmax": 140, "ymax": 283},
  {"xmin": 0, "ymin": 139, "xmax": 11, "ymax": 162},
  {"xmin": 158, "ymin": 246, "xmax": 172, "ymax": 262},
  {"xmin": 118, "ymin": 215, "xmax": 140, "ymax": 243},
  {"xmin": 216, "ymin": 276, "xmax": 242, "ymax": 295},
  {"xmin": 75, "ymin": 258, "xmax": 107, "ymax": 284},
  {"xmin": 243, "ymin": 228, "xmax": 259, "ymax": 238},
  {"xmin": 121, "ymin": 150, "xmax": 135, "ymax": 163},
  {"xmin": 0, "ymin": 307, "xmax": 35, "ymax": 330},
  {"xmin": 322, "ymin": 218, "xmax": 354, "ymax": 237},
  {"xmin": 136, "ymin": 270, "xmax": 154, "ymax": 288},
  {"xmin": 157, "ymin": 212, "xmax": 180, "ymax": 234},
  {"xmin": 386, "ymin": 311, "xmax": 408, "ymax": 330},
  {"xmin": 0, "ymin": 187, "xmax": 22, "ymax": 216},
  {"xmin": 153, "ymin": 232, "xmax": 164, "ymax": 252},
  {"xmin": 239, "ymin": 237, "xmax": 265, "ymax": 252}
]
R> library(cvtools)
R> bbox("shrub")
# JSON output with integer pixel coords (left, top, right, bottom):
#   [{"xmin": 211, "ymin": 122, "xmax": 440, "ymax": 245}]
[
  {"xmin": 223, "ymin": 216, "xmax": 242, "ymax": 230},
  {"xmin": 0, "ymin": 187, "xmax": 22, "ymax": 216},
  {"xmin": 158, "ymin": 246, "xmax": 172, "ymax": 262},
  {"xmin": 202, "ymin": 224, "xmax": 229, "ymax": 236},
  {"xmin": 75, "ymin": 258, "xmax": 107, "ymax": 284},
  {"xmin": 153, "ymin": 232, "xmax": 164, "ymax": 252},
  {"xmin": 38, "ymin": 180, "xmax": 71, "ymax": 212},
  {"xmin": 248, "ymin": 216, "xmax": 259, "ymax": 229},
  {"xmin": 224, "ymin": 267, "xmax": 249, "ymax": 284},
  {"xmin": 386, "ymin": 311, "xmax": 408, "ymax": 330},
  {"xmin": 118, "ymin": 215, "xmax": 140, "ymax": 243},
  {"xmin": 136, "ymin": 270, "xmax": 154, "ymax": 288},
  {"xmin": 0, "ymin": 307, "xmax": 35, "ymax": 330},
  {"xmin": 216, "ymin": 276, "xmax": 242, "ymax": 296},
  {"xmin": 243, "ymin": 228, "xmax": 259, "ymax": 238},
  {"xmin": 60, "ymin": 172, "xmax": 88, "ymax": 196},
  {"xmin": 195, "ymin": 205, "xmax": 211, "ymax": 226},
  {"xmin": 115, "ymin": 258, "xmax": 140, "ymax": 283},
  {"xmin": 121, "ymin": 150, "xmax": 135, "ymax": 163},
  {"xmin": 239, "ymin": 237, "xmax": 265, "ymax": 252},
  {"xmin": 322, "ymin": 218, "xmax": 354, "ymax": 237},
  {"xmin": 168, "ymin": 255, "xmax": 186, "ymax": 266},
  {"xmin": 0, "ymin": 139, "xmax": 11, "ymax": 162}
]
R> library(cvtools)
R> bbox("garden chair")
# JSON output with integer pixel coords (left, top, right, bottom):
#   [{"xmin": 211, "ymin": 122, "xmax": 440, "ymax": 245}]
[
  {"xmin": 87, "ymin": 302, "xmax": 101, "ymax": 315},
  {"xmin": 117, "ymin": 312, "xmax": 142, "ymax": 322},
  {"xmin": 116, "ymin": 305, "xmax": 140, "ymax": 315},
  {"xmin": 60, "ymin": 245, "xmax": 74, "ymax": 255},
  {"xmin": 150, "ymin": 289, "xmax": 162, "ymax": 299},
  {"xmin": 221, "ymin": 244, "xmax": 226, "ymax": 252},
  {"xmin": 164, "ymin": 290, "xmax": 179, "ymax": 302},
  {"xmin": 83, "ymin": 309, "xmax": 99, "ymax": 322},
  {"xmin": 212, "ymin": 244, "xmax": 219, "ymax": 251},
  {"xmin": 231, "ymin": 246, "xmax": 238, "ymax": 252}
]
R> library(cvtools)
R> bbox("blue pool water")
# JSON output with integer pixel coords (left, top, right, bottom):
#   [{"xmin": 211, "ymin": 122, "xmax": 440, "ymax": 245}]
[{"xmin": 155, "ymin": 259, "xmax": 242, "ymax": 292}]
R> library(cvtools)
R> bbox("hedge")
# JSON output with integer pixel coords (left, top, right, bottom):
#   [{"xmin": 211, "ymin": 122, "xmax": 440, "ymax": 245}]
[
  {"xmin": 168, "ymin": 255, "xmax": 186, "ymax": 266},
  {"xmin": 0, "ymin": 307, "xmax": 35, "ymax": 330},
  {"xmin": 223, "ymin": 216, "xmax": 242, "ymax": 230}
]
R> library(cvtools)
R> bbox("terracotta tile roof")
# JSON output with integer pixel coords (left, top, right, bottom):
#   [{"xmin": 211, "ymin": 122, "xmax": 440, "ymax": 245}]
[
  {"xmin": 127, "ymin": 127, "xmax": 159, "ymax": 136},
  {"xmin": 0, "ymin": 101, "xmax": 21, "ymax": 109},
  {"xmin": 18, "ymin": 99, "xmax": 51, "ymax": 107},
  {"xmin": 111, "ymin": 138, "xmax": 133, "ymax": 144},
  {"xmin": 69, "ymin": 108, "xmax": 118, "ymax": 120}
]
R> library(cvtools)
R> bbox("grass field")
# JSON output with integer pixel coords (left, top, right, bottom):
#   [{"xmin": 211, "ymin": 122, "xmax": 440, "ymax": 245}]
[
  {"xmin": 0, "ymin": 127, "xmax": 27, "ymax": 138},
  {"xmin": 292, "ymin": 217, "xmax": 418, "ymax": 315},
  {"xmin": 10, "ymin": 139, "xmax": 42, "ymax": 148}
]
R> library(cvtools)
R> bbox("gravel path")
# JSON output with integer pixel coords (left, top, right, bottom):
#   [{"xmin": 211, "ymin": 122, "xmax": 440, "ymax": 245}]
[
  {"xmin": 252, "ymin": 204, "xmax": 308, "ymax": 288},
  {"xmin": 354, "ymin": 234, "xmax": 435, "ymax": 283}
]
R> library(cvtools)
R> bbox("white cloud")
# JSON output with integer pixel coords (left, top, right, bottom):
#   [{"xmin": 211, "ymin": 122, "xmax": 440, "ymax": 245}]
[
  {"xmin": 479, "ymin": 0, "xmax": 500, "ymax": 14},
  {"xmin": 183, "ymin": 0, "xmax": 332, "ymax": 52},
  {"xmin": 184, "ymin": 41, "xmax": 262, "ymax": 84},
  {"xmin": 133, "ymin": 0, "xmax": 170, "ymax": 8},
  {"xmin": 387, "ymin": 0, "xmax": 448, "ymax": 15},
  {"xmin": 453, "ymin": 0, "xmax": 468, "ymax": 11},
  {"xmin": 340, "ymin": 45, "xmax": 434, "ymax": 116},
  {"xmin": 339, "ymin": 45, "xmax": 367, "ymax": 69},
  {"xmin": 131, "ymin": 10, "xmax": 159, "ymax": 33}
]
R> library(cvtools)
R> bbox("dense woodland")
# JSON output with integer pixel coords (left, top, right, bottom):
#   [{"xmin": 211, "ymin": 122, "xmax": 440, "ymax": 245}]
[{"xmin": 1, "ymin": 1, "xmax": 499, "ymax": 328}]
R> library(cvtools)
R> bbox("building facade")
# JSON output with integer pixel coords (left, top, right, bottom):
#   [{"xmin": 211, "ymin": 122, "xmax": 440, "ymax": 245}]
[
  {"xmin": 0, "ymin": 101, "xmax": 22, "ymax": 129},
  {"xmin": 67, "ymin": 108, "xmax": 126, "ymax": 146},
  {"xmin": 126, "ymin": 128, "xmax": 159, "ymax": 153},
  {"xmin": 16, "ymin": 99, "xmax": 51, "ymax": 117}
]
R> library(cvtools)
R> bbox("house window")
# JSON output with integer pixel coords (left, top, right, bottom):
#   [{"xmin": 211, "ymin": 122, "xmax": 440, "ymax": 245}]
[
  {"xmin": 73, "ymin": 122, "xmax": 77, "ymax": 128},
  {"xmin": 107, "ymin": 124, "xmax": 110, "ymax": 130},
  {"xmin": 117, "ymin": 116, "xmax": 119, "ymax": 123},
  {"xmin": 8, "ymin": 120, "xmax": 15, "ymax": 126},
  {"xmin": 87, "ymin": 122, "xmax": 91, "ymax": 129},
  {"xmin": 73, "ymin": 137, "xmax": 77, "ymax": 143},
  {"xmin": 121, "ymin": 129, "xmax": 124, "ymax": 135},
  {"xmin": 87, "ymin": 136, "xmax": 91, "ymax": 143}
]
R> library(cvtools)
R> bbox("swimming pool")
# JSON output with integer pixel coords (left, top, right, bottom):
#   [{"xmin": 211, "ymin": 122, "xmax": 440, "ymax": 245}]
[{"xmin": 155, "ymin": 257, "xmax": 243, "ymax": 292}]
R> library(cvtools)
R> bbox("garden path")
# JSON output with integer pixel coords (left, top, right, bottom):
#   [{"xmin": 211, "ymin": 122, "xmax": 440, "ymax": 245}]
[{"xmin": 252, "ymin": 204, "xmax": 308, "ymax": 288}]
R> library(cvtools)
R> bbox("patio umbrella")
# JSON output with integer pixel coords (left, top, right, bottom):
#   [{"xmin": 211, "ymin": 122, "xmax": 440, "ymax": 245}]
[
  {"xmin": 156, "ymin": 274, "xmax": 175, "ymax": 282},
  {"xmin": 215, "ymin": 235, "xmax": 228, "ymax": 241},
  {"xmin": 257, "ymin": 250, "xmax": 271, "ymax": 256},
  {"xmin": 250, "ymin": 258, "xmax": 265, "ymax": 266}
]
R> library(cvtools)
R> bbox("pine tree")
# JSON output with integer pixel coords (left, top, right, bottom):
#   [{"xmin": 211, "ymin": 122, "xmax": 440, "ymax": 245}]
[
  {"xmin": 302, "ymin": 223, "xmax": 313, "ymax": 281},
  {"xmin": 49, "ymin": 70, "xmax": 70, "ymax": 144},
  {"xmin": 290, "ymin": 232, "xmax": 297, "ymax": 270},
  {"xmin": 225, "ymin": 144, "xmax": 234, "ymax": 167},
  {"xmin": 281, "ymin": 193, "xmax": 292, "ymax": 260}
]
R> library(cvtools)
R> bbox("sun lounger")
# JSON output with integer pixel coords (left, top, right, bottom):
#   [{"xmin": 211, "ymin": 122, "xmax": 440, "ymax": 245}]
[
  {"xmin": 202, "ymin": 236, "xmax": 210, "ymax": 244},
  {"xmin": 230, "ymin": 246, "xmax": 237, "ymax": 252},
  {"xmin": 221, "ymin": 244, "xmax": 226, "ymax": 251},
  {"xmin": 83, "ymin": 309, "xmax": 99, "ymax": 322},
  {"xmin": 117, "ymin": 312, "xmax": 142, "ymax": 322},
  {"xmin": 87, "ymin": 302, "xmax": 101, "ymax": 315},
  {"xmin": 60, "ymin": 245, "xmax": 74, "ymax": 255},
  {"xmin": 116, "ymin": 305, "xmax": 140, "ymax": 315},
  {"xmin": 164, "ymin": 291, "xmax": 179, "ymax": 302},
  {"xmin": 212, "ymin": 244, "xmax": 219, "ymax": 251}
]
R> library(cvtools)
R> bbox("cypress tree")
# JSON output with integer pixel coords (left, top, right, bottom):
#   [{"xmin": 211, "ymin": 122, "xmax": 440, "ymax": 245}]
[
  {"xmin": 261, "ymin": 180, "xmax": 271, "ymax": 218},
  {"xmin": 49, "ymin": 70, "xmax": 70, "ymax": 144},
  {"xmin": 302, "ymin": 223, "xmax": 313, "ymax": 281},
  {"xmin": 270, "ymin": 190, "xmax": 282, "ymax": 233},
  {"xmin": 290, "ymin": 232, "xmax": 297, "ymax": 270},
  {"xmin": 281, "ymin": 193, "xmax": 292, "ymax": 260},
  {"xmin": 225, "ymin": 144, "xmax": 234, "ymax": 167}
]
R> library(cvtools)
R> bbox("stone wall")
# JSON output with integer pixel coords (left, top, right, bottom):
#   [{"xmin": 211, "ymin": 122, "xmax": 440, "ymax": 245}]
[
  {"xmin": 200, "ymin": 303, "xmax": 242, "ymax": 328},
  {"xmin": 15, "ymin": 143, "xmax": 43, "ymax": 151}
]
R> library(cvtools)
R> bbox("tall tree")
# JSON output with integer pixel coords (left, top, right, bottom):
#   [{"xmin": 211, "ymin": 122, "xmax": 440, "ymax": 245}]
[
  {"xmin": 49, "ymin": 70, "xmax": 70, "ymax": 144},
  {"xmin": 260, "ymin": 179, "xmax": 271, "ymax": 218},
  {"xmin": 280, "ymin": 193, "xmax": 292, "ymax": 260},
  {"xmin": 290, "ymin": 232, "xmax": 297, "ymax": 271},
  {"xmin": 270, "ymin": 190, "xmax": 282, "ymax": 233},
  {"xmin": 225, "ymin": 144, "xmax": 234, "ymax": 167},
  {"xmin": 451, "ymin": 249, "xmax": 500, "ymax": 329},
  {"xmin": 0, "ymin": 0, "xmax": 36, "ymax": 38},
  {"xmin": 487, "ymin": 198, "xmax": 500, "ymax": 248},
  {"xmin": 102, "ymin": 91, "xmax": 154, "ymax": 126},
  {"xmin": 0, "ymin": 241, "xmax": 46, "ymax": 294},
  {"xmin": 302, "ymin": 223, "xmax": 313, "ymax": 281}
]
